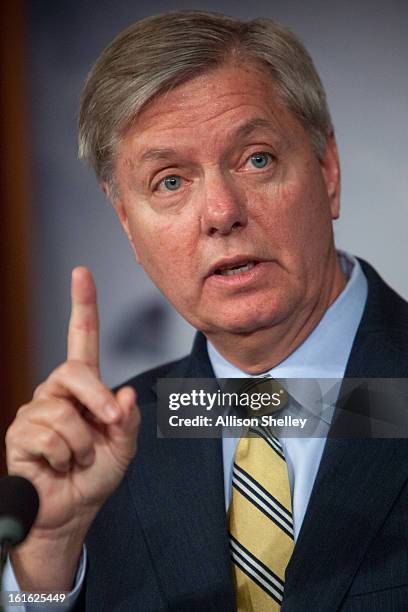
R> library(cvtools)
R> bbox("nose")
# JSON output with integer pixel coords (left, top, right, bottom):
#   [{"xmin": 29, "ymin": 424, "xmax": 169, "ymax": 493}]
[{"xmin": 201, "ymin": 172, "xmax": 248, "ymax": 236}]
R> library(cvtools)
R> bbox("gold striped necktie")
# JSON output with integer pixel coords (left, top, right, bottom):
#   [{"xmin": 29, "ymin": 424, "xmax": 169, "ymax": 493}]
[{"xmin": 229, "ymin": 426, "xmax": 294, "ymax": 610}]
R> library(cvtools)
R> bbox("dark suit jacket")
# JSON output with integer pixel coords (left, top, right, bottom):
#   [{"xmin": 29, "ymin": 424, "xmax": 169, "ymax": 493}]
[{"xmin": 76, "ymin": 261, "xmax": 408, "ymax": 611}]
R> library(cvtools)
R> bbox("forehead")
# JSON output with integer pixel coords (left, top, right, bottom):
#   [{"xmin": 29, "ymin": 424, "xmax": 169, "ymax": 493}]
[{"xmin": 118, "ymin": 62, "xmax": 305, "ymax": 162}]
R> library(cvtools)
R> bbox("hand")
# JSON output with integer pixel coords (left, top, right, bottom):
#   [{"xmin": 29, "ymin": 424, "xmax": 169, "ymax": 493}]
[{"xmin": 6, "ymin": 267, "xmax": 141, "ymax": 535}]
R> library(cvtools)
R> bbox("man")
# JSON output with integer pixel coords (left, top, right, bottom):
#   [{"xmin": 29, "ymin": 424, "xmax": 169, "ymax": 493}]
[{"xmin": 4, "ymin": 10, "xmax": 408, "ymax": 611}]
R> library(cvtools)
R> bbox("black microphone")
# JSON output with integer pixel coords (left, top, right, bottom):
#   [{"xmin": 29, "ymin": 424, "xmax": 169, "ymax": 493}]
[{"xmin": 0, "ymin": 475, "xmax": 39, "ymax": 568}]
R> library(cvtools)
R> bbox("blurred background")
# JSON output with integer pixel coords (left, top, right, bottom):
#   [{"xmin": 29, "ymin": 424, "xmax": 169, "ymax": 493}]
[{"xmin": 1, "ymin": 0, "xmax": 407, "ymax": 470}]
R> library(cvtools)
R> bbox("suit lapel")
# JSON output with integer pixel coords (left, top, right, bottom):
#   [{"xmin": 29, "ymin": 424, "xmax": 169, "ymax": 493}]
[
  {"xmin": 283, "ymin": 437, "xmax": 408, "ymax": 610},
  {"xmin": 126, "ymin": 333, "xmax": 236, "ymax": 610},
  {"xmin": 283, "ymin": 262, "xmax": 408, "ymax": 610}
]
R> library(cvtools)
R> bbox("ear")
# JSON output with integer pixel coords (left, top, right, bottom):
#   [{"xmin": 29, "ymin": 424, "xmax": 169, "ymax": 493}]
[
  {"xmin": 101, "ymin": 182, "xmax": 142, "ymax": 263},
  {"xmin": 319, "ymin": 132, "xmax": 341, "ymax": 220}
]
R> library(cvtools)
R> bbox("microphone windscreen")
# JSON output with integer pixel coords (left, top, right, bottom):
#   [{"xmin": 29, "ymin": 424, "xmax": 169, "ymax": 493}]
[{"xmin": 0, "ymin": 476, "xmax": 40, "ymax": 545}]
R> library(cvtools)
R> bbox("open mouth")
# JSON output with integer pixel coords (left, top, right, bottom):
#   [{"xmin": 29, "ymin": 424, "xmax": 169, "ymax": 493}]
[{"xmin": 214, "ymin": 261, "xmax": 257, "ymax": 276}]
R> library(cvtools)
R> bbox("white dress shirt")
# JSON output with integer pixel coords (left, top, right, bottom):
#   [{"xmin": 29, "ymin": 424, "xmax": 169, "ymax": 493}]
[{"xmin": 2, "ymin": 251, "xmax": 367, "ymax": 610}]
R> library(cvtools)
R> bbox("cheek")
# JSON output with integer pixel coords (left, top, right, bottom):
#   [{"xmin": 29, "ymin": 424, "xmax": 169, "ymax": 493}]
[
  {"xmin": 284, "ymin": 167, "xmax": 331, "ymax": 227},
  {"xmin": 128, "ymin": 215, "xmax": 197, "ymax": 280},
  {"xmin": 254, "ymin": 171, "xmax": 333, "ymax": 268},
  {"xmin": 252, "ymin": 180, "xmax": 307, "ymax": 244}
]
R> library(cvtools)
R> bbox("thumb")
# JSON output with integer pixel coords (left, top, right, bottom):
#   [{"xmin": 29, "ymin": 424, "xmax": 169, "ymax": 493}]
[{"xmin": 107, "ymin": 386, "xmax": 141, "ymax": 459}]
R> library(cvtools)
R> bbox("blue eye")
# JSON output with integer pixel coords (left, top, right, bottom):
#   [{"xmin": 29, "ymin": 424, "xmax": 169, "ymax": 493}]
[
  {"xmin": 161, "ymin": 175, "xmax": 182, "ymax": 191},
  {"xmin": 250, "ymin": 153, "xmax": 270, "ymax": 169}
]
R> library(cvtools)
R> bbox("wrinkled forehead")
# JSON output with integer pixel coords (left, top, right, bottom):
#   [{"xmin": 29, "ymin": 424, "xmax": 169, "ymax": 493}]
[
  {"xmin": 131, "ymin": 59, "xmax": 290, "ymax": 128},
  {"xmin": 117, "ymin": 62, "xmax": 305, "ymax": 164}
]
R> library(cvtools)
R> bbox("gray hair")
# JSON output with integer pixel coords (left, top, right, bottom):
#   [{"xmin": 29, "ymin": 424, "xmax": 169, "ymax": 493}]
[{"xmin": 78, "ymin": 10, "xmax": 333, "ymax": 190}]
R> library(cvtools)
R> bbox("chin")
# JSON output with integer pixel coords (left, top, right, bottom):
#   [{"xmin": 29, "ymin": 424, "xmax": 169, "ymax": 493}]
[
  {"xmin": 206, "ymin": 307, "xmax": 284, "ymax": 336},
  {"xmin": 183, "ymin": 292, "xmax": 291, "ymax": 335}
]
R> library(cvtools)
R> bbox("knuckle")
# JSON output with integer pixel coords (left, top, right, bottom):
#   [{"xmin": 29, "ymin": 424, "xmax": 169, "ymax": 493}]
[
  {"xmin": 59, "ymin": 359, "xmax": 95, "ymax": 380},
  {"xmin": 5, "ymin": 412, "xmax": 31, "ymax": 447},
  {"xmin": 57, "ymin": 360, "xmax": 81, "ymax": 378},
  {"xmin": 16, "ymin": 403, "xmax": 30, "ymax": 418},
  {"xmin": 68, "ymin": 427, "xmax": 92, "ymax": 456},
  {"xmin": 52, "ymin": 399, "xmax": 73, "ymax": 423},
  {"xmin": 70, "ymin": 316, "xmax": 96, "ymax": 334},
  {"xmin": 98, "ymin": 391, "xmax": 113, "ymax": 409},
  {"xmin": 41, "ymin": 429, "xmax": 61, "ymax": 452},
  {"xmin": 5, "ymin": 423, "xmax": 17, "ymax": 447},
  {"xmin": 33, "ymin": 382, "xmax": 48, "ymax": 400}
]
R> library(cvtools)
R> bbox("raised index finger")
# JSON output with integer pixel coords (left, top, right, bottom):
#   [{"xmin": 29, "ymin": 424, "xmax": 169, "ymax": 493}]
[{"xmin": 67, "ymin": 267, "xmax": 100, "ymax": 374}]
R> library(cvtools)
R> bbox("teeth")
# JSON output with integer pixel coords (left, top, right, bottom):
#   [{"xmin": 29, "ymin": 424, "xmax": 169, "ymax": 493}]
[{"xmin": 219, "ymin": 262, "xmax": 256, "ymax": 276}]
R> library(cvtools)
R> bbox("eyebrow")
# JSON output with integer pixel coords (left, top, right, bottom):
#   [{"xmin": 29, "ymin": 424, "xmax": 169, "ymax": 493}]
[
  {"xmin": 140, "ymin": 148, "xmax": 181, "ymax": 163},
  {"xmin": 232, "ymin": 118, "xmax": 279, "ymax": 140},
  {"xmin": 138, "ymin": 118, "xmax": 280, "ymax": 164}
]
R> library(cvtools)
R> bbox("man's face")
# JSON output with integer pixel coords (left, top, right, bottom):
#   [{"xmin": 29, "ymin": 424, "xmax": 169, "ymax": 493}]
[{"xmin": 113, "ymin": 63, "xmax": 341, "ymax": 341}]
